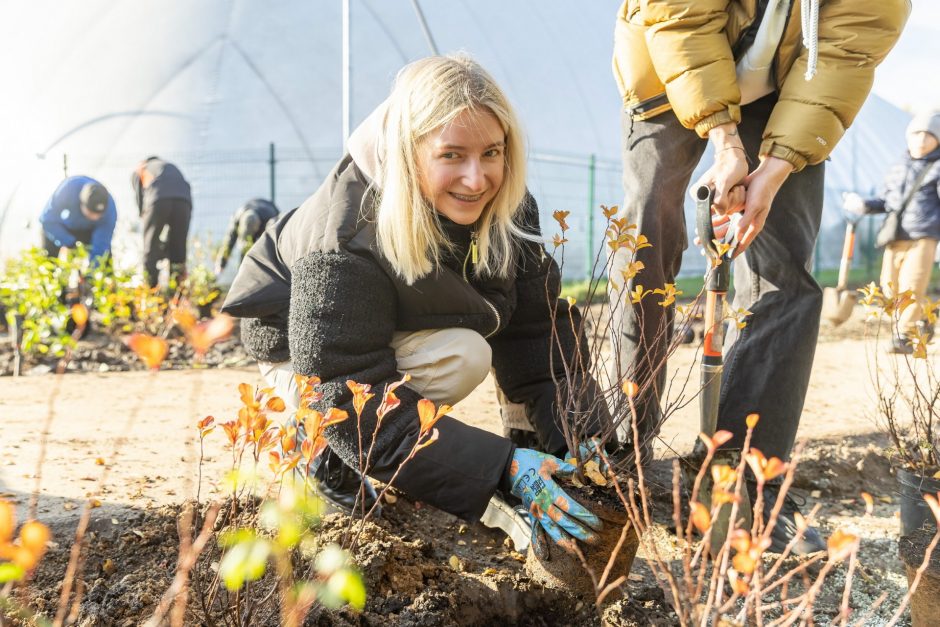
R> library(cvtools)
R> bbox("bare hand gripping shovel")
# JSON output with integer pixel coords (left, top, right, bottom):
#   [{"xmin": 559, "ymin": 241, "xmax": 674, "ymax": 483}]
[
  {"xmin": 692, "ymin": 185, "xmax": 751, "ymax": 553},
  {"xmin": 821, "ymin": 220, "xmax": 858, "ymax": 326}
]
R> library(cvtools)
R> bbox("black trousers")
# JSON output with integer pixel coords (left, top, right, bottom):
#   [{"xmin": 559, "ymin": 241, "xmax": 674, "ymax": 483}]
[
  {"xmin": 141, "ymin": 198, "xmax": 192, "ymax": 287},
  {"xmin": 610, "ymin": 94, "xmax": 825, "ymax": 461}
]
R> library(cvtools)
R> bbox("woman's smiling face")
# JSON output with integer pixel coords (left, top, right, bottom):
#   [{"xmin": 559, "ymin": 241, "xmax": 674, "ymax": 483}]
[{"xmin": 416, "ymin": 107, "xmax": 506, "ymax": 225}]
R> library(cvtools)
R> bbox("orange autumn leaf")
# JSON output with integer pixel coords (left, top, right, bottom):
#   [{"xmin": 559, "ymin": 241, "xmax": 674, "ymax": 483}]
[
  {"xmin": 417, "ymin": 399, "xmax": 450, "ymax": 435},
  {"xmin": 732, "ymin": 550, "xmax": 759, "ymax": 576},
  {"xmin": 221, "ymin": 421, "xmax": 240, "ymax": 446},
  {"xmin": 197, "ymin": 416, "xmax": 215, "ymax": 438},
  {"xmin": 621, "ymin": 380, "xmax": 639, "ymax": 398},
  {"xmin": 860, "ymin": 492, "xmax": 874, "ymax": 515},
  {"xmin": 281, "ymin": 453, "xmax": 301, "ymax": 474},
  {"xmin": 745, "ymin": 449, "xmax": 788, "ymax": 483},
  {"xmin": 690, "ymin": 501, "xmax": 711, "ymax": 533},
  {"xmin": 238, "ymin": 383, "xmax": 256, "ymax": 407},
  {"xmin": 746, "ymin": 413, "xmax": 760, "ymax": 429},
  {"xmin": 711, "ymin": 464, "xmax": 737, "ymax": 489},
  {"xmin": 827, "ymin": 529, "xmax": 859, "ymax": 562},
  {"xmin": 310, "ymin": 435, "xmax": 330, "ymax": 461},
  {"xmin": 376, "ymin": 373, "xmax": 411, "ymax": 421},
  {"xmin": 295, "ymin": 374, "xmax": 322, "ymax": 406},
  {"xmin": 698, "ymin": 430, "xmax": 733, "ymax": 453},
  {"xmin": 346, "ymin": 381, "xmax": 374, "ymax": 417},
  {"xmin": 301, "ymin": 438, "xmax": 314, "ymax": 462},
  {"xmin": 377, "ymin": 391, "xmax": 402, "ymax": 422},
  {"xmin": 302, "ymin": 410, "xmax": 324, "ymax": 440},
  {"xmin": 18, "ymin": 521, "xmax": 50, "ymax": 556},
  {"xmin": 188, "ymin": 313, "xmax": 234, "ymax": 355},
  {"xmin": 552, "ymin": 210, "xmax": 571, "ymax": 231},
  {"xmin": 414, "ymin": 428, "xmax": 440, "ymax": 453},
  {"xmin": 0, "ymin": 500, "xmax": 15, "ymax": 542},
  {"xmin": 70, "ymin": 303, "xmax": 89, "ymax": 328},
  {"xmin": 602, "ymin": 205, "xmax": 618, "ymax": 219},
  {"xmin": 280, "ymin": 425, "xmax": 297, "ymax": 453},
  {"xmin": 712, "ymin": 488, "xmax": 736, "ymax": 506},
  {"xmin": 730, "ymin": 529, "xmax": 752, "ymax": 553},
  {"xmin": 9, "ymin": 545, "xmax": 39, "ymax": 571},
  {"xmin": 266, "ymin": 396, "xmax": 286, "ymax": 413},
  {"xmin": 126, "ymin": 333, "xmax": 168, "ymax": 370},
  {"xmin": 728, "ymin": 570, "xmax": 750, "ymax": 596},
  {"xmin": 171, "ymin": 307, "xmax": 197, "ymax": 331},
  {"xmin": 268, "ymin": 451, "xmax": 281, "ymax": 474},
  {"xmin": 321, "ymin": 407, "xmax": 349, "ymax": 430}
]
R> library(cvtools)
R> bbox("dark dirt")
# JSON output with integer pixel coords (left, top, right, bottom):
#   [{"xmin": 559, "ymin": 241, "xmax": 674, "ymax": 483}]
[
  {"xmin": 9, "ymin": 433, "xmax": 916, "ymax": 626},
  {"xmin": 0, "ymin": 325, "xmax": 253, "ymax": 377}
]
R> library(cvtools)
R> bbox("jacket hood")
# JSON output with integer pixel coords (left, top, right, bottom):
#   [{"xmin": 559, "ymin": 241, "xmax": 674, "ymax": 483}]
[{"xmin": 347, "ymin": 100, "xmax": 388, "ymax": 184}]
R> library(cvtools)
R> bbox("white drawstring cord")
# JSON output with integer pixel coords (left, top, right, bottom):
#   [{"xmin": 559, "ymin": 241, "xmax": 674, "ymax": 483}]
[{"xmin": 801, "ymin": 0, "xmax": 819, "ymax": 81}]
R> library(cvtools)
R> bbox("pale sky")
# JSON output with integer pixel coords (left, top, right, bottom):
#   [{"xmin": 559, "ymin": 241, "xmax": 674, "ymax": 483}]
[{"xmin": 871, "ymin": 2, "xmax": 940, "ymax": 113}]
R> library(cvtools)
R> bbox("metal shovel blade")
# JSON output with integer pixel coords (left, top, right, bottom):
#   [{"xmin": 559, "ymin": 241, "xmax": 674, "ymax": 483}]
[
  {"xmin": 480, "ymin": 494, "xmax": 531, "ymax": 552},
  {"xmin": 822, "ymin": 287, "xmax": 857, "ymax": 326},
  {"xmin": 822, "ymin": 221, "xmax": 859, "ymax": 327}
]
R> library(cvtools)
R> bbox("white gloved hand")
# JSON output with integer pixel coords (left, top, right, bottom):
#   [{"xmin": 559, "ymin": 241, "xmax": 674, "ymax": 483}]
[{"xmin": 842, "ymin": 192, "xmax": 866, "ymax": 215}]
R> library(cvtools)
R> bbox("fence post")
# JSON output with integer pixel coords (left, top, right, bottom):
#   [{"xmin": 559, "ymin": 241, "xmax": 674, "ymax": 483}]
[
  {"xmin": 63, "ymin": 153, "xmax": 68, "ymax": 179},
  {"xmin": 586, "ymin": 153, "xmax": 596, "ymax": 280},
  {"xmin": 269, "ymin": 142, "xmax": 276, "ymax": 204}
]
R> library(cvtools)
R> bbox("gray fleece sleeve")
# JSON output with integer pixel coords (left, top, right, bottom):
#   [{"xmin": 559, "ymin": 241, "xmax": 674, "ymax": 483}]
[{"xmin": 289, "ymin": 250, "xmax": 513, "ymax": 520}]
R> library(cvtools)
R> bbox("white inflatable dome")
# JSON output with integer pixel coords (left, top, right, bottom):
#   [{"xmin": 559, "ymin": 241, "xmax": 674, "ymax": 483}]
[{"xmin": 0, "ymin": 1, "xmax": 914, "ymax": 278}]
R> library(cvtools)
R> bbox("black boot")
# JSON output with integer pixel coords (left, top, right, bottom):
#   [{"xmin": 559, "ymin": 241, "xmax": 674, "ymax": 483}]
[
  {"xmin": 889, "ymin": 335, "xmax": 915, "ymax": 355},
  {"xmin": 917, "ymin": 320, "xmax": 935, "ymax": 344},
  {"xmin": 754, "ymin": 484, "xmax": 826, "ymax": 555},
  {"xmin": 310, "ymin": 449, "xmax": 379, "ymax": 518}
]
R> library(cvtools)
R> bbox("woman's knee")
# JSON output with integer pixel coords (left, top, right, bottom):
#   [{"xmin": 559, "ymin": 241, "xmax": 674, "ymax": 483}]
[
  {"xmin": 445, "ymin": 328, "xmax": 492, "ymax": 388},
  {"xmin": 395, "ymin": 328, "xmax": 491, "ymax": 405}
]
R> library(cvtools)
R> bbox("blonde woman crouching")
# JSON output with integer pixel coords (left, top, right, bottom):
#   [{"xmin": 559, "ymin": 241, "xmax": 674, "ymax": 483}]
[{"xmin": 222, "ymin": 55, "xmax": 613, "ymax": 557}]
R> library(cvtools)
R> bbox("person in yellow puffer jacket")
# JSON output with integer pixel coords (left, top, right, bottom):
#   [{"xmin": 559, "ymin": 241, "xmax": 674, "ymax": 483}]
[{"xmin": 608, "ymin": 0, "xmax": 909, "ymax": 554}]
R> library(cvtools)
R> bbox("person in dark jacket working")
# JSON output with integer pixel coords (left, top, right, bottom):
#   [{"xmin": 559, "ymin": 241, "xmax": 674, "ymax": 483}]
[
  {"xmin": 213, "ymin": 198, "xmax": 280, "ymax": 275},
  {"xmin": 222, "ymin": 55, "xmax": 613, "ymax": 557},
  {"xmin": 844, "ymin": 111, "xmax": 940, "ymax": 353},
  {"xmin": 39, "ymin": 175, "xmax": 117, "ymax": 263},
  {"xmin": 131, "ymin": 156, "xmax": 192, "ymax": 287}
]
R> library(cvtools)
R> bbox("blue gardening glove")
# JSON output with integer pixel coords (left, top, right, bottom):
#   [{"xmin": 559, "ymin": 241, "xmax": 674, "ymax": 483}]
[
  {"xmin": 565, "ymin": 436, "xmax": 610, "ymax": 474},
  {"xmin": 508, "ymin": 448, "xmax": 602, "ymax": 559}
]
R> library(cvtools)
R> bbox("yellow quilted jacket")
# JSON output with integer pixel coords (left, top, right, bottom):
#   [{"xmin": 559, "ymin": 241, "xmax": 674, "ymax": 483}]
[{"xmin": 612, "ymin": 0, "xmax": 910, "ymax": 171}]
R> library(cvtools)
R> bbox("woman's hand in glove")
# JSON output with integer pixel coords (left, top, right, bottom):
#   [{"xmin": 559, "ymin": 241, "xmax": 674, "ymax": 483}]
[
  {"xmin": 508, "ymin": 448, "xmax": 602, "ymax": 558},
  {"xmin": 565, "ymin": 436, "xmax": 611, "ymax": 474}
]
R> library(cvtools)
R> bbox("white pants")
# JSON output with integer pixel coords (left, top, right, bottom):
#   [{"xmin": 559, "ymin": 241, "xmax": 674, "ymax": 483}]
[{"xmin": 258, "ymin": 328, "xmax": 493, "ymax": 410}]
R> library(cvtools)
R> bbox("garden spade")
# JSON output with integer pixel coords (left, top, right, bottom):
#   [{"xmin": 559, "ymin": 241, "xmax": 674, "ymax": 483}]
[
  {"xmin": 821, "ymin": 221, "xmax": 858, "ymax": 326},
  {"xmin": 693, "ymin": 185, "xmax": 751, "ymax": 554}
]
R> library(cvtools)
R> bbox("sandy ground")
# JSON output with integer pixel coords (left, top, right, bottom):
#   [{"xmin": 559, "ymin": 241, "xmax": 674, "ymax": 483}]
[{"xmin": 0, "ymin": 325, "xmax": 878, "ymax": 528}]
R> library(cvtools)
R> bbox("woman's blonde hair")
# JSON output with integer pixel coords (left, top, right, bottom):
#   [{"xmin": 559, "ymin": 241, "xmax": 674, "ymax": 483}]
[{"xmin": 374, "ymin": 54, "xmax": 529, "ymax": 285}]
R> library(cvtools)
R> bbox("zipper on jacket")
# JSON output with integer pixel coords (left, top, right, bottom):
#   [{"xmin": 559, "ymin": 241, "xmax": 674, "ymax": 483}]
[
  {"xmin": 461, "ymin": 230, "xmax": 501, "ymax": 337},
  {"xmin": 462, "ymin": 231, "xmax": 477, "ymax": 282}
]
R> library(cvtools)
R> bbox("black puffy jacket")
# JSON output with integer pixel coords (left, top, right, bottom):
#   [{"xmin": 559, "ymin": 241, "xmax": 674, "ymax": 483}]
[
  {"xmin": 221, "ymin": 155, "xmax": 609, "ymax": 521},
  {"xmin": 864, "ymin": 147, "xmax": 940, "ymax": 241}
]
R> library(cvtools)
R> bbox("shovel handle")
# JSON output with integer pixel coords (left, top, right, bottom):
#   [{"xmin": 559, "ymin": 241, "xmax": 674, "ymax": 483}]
[
  {"xmin": 837, "ymin": 222, "xmax": 857, "ymax": 290},
  {"xmin": 695, "ymin": 186, "xmax": 732, "ymax": 292}
]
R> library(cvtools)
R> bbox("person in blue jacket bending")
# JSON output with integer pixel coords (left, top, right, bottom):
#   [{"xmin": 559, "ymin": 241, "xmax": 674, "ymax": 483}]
[{"xmin": 39, "ymin": 176, "xmax": 117, "ymax": 263}]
